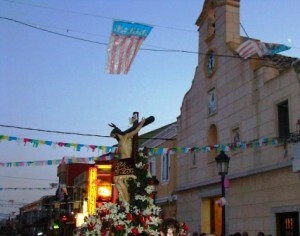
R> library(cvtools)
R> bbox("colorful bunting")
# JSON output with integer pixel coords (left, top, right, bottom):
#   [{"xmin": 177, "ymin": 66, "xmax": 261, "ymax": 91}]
[
  {"xmin": 0, "ymin": 155, "xmax": 113, "ymax": 168},
  {"xmin": 0, "ymin": 184, "xmax": 96, "ymax": 191},
  {"xmin": 0, "ymin": 134, "xmax": 115, "ymax": 153},
  {"xmin": 0, "ymin": 187, "xmax": 54, "ymax": 191},
  {"xmin": 0, "ymin": 133, "xmax": 284, "ymax": 167}
]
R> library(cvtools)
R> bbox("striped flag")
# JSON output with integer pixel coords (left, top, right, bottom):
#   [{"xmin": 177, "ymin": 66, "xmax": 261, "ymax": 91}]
[
  {"xmin": 106, "ymin": 20, "xmax": 153, "ymax": 74},
  {"xmin": 236, "ymin": 40, "xmax": 291, "ymax": 60},
  {"xmin": 236, "ymin": 39, "xmax": 261, "ymax": 59}
]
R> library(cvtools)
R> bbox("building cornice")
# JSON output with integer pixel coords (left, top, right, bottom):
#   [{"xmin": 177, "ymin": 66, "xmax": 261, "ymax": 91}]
[{"xmin": 176, "ymin": 159, "xmax": 292, "ymax": 192}]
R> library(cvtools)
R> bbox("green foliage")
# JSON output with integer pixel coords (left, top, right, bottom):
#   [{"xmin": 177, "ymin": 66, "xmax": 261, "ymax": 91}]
[{"xmin": 75, "ymin": 151, "xmax": 162, "ymax": 236}]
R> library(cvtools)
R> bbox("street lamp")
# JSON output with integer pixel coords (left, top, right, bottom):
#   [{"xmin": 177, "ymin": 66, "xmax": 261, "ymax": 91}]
[{"xmin": 215, "ymin": 150, "xmax": 230, "ymax": 236}]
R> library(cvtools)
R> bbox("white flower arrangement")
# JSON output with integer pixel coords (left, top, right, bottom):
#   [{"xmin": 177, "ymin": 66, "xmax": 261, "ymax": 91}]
[
  {"xmin": 74, "ymin": 152, "xmax": 171, "ymax": 236},
  {"xmin": 135, "ymin": 162, "xmax": 145, "ymax": 169},
  {"xmin": 134, "ymin": 194, "xmax": 149, "ymax": 202}
]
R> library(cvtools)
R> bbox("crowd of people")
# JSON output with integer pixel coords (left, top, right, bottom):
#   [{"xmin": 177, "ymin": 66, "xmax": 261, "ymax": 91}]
[
  {"xmin": 229, "ymin": 232, "xmax": 267, "ymax": 236},
  {"xmin": 159, "ymin": 218, "xmax": 268, "ymax": 236}
]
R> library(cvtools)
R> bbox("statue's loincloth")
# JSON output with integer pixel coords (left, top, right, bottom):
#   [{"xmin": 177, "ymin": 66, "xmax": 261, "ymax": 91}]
[{"xmin": 114, "ymin": 158, "xmax": 136, "ymax": 176}]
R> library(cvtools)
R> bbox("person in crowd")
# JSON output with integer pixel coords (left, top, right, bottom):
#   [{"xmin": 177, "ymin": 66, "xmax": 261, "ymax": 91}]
[
  {"xmin": 242, "ymin": 232, "xmax": 249, "ymax": 236},
  {"xmin": 257, "ymin": 232, "xmax": 265, "ymax": 236}
]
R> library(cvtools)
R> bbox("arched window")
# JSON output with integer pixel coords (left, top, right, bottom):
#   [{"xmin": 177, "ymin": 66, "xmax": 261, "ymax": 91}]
[
  {"xmin": 161, "ymin": 153, "xmax": 170, "ymax": 182},
  {"xmin": 207, "ymin": 124, "xmax": 218, "ymax": 160},
  {"xmin": 206, "ymin": 3, "xmax": 216, "ymax": 41}
]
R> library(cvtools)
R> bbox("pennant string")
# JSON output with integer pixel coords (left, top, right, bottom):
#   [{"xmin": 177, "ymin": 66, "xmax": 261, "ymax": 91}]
[{"xmin": 0, "ymin": 134, "xmax": 285, "ymax": 167}]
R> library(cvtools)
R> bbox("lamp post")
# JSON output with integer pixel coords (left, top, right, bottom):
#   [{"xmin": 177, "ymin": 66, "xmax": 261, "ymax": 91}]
[{"xmin": 215, "ymin": 150, "xmax": 230, "ymax": 236}]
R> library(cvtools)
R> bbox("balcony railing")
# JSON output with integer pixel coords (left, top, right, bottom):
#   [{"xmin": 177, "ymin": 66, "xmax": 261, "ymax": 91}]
[{"xmin": 289, "ymin": 130, "xmax": 300, "ymax": 143}]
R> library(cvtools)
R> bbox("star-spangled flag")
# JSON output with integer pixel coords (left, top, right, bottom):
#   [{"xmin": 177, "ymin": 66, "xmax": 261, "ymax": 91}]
[
  {"xmin": 236, "ymin": 39, "xmax": 291, "ymax": 60},
  {"xmin": 236, "ymin": 39, "xmax": 260, "ymax": 59},
  {"xmin": 106, "ymin": 20, "xmax": 153, "ymax": 74}
]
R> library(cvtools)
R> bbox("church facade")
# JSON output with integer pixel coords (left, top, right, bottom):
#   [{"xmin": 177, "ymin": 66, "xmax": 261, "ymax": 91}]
[{"xmin": 176, "ymin": 0, "xmax": 300, "ymax": 235}]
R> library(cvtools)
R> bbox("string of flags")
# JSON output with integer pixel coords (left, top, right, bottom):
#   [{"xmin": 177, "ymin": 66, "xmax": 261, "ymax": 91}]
[
  {"xmin": 0, "ymin": 184, "xmax": 103, "ymax": 192},
  {"xmin": 0, "ymin": 155, "xmax": 112, "ymax": 168},
  {"xmin": 236, "ymin": 39, "xmax": 291, "ymax": 59},
  {"xmin": 0, "ymin": 134, "xmax": 116, "ymax": 153},
  {"xmin": 0, "ymin": 185, "xmax": 91, "ymax": 191},
  {"xmin": 0, "ymin": 184, "xmax": 99, "ymax": 192},
  {"xmin": 0, "ymin": 187, "xmax": 54, "ymax": 191},
  {"xmin": 0, "ymin": 133, "xmax": 285, "ymax": 168},
  {"xmin": 0, "ymin": 134, "xmax": 282, "ymax": 154}
]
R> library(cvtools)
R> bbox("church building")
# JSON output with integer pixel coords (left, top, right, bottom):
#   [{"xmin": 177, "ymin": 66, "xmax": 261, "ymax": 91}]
[{"xmin": 176, "ymin": 0, "xmax": 300, "ymax": 235}]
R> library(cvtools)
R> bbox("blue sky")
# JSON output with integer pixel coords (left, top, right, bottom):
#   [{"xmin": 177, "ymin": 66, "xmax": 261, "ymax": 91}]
[{"xmin": 0, "ymin": 0, "xmax": 299, "ymax": 219}]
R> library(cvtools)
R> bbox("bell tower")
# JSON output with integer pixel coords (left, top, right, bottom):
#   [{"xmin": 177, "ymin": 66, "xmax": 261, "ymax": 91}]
[
  {"xmin": 191, "ymin": 0, "xmax": 242, "ymax": 120},
  {"xmin": 195, "ymin": 0, "xmax": 241, "ymax": 65}
]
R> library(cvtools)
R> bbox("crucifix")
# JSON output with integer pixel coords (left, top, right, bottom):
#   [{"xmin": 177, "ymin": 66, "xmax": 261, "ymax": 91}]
[{"xmin": 109, "ymin": 112, "xmax": 154, "ymax": 203}]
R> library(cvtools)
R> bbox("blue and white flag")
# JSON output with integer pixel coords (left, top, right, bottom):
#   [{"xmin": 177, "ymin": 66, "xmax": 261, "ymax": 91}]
[
  {"xmin": 258, "ymin": 42, "xmax": 291, "ymax": 56},
  {"xmin": 106, "ymin": 20, "xmax": 153, "ymax": 74},
  {"xmin": 236, "ymin": 39, "xmax": 291, "ymax": 59}
]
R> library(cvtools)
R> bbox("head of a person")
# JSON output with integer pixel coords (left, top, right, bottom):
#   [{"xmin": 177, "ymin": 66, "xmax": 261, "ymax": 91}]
[
  {"xmin": 257, "ymin": 232, "xmax": 265, "ymax": 236},
  {"xmin": 110, "ymin": 127, "xmax": 122, "ymax": 141},
  {"xmin": 160, "ymin": 218, "xmax": 180, "ymax": 236},
  {"xmin": 242, "ymin": 232, "xmax": 249, "ymax": 236}
]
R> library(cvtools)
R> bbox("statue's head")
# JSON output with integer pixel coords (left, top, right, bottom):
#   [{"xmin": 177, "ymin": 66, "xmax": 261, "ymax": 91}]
[
  {"xmin": 110, "ymin": 128, "xmax": 122, "ymax": 141},
  {"xmin": 109, "ymin": 123, "xmax": 122, "ymax": 141}
]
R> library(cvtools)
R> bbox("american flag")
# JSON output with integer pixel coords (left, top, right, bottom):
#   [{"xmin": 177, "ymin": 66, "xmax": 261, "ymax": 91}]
[
  {"xmin": 236, "ymin": 39, "xmax": 261, "ymax": 59},
  {"xmin": 236, "ymin": 39, "xmax": 290, "ymax": 60},
  {"xmin": 106, "ymin": 20, "xmax": 153, "ymax": 74}
]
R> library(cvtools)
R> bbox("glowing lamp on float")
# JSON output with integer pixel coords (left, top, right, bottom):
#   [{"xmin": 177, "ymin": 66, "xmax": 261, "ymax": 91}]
[
  {"xmin": 97, "ymin": 183, "xmax": 112, "ymax": 201},
  {"xmin": 96, "ymin": 164, "xmax": 113, "ymax": 202}
]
